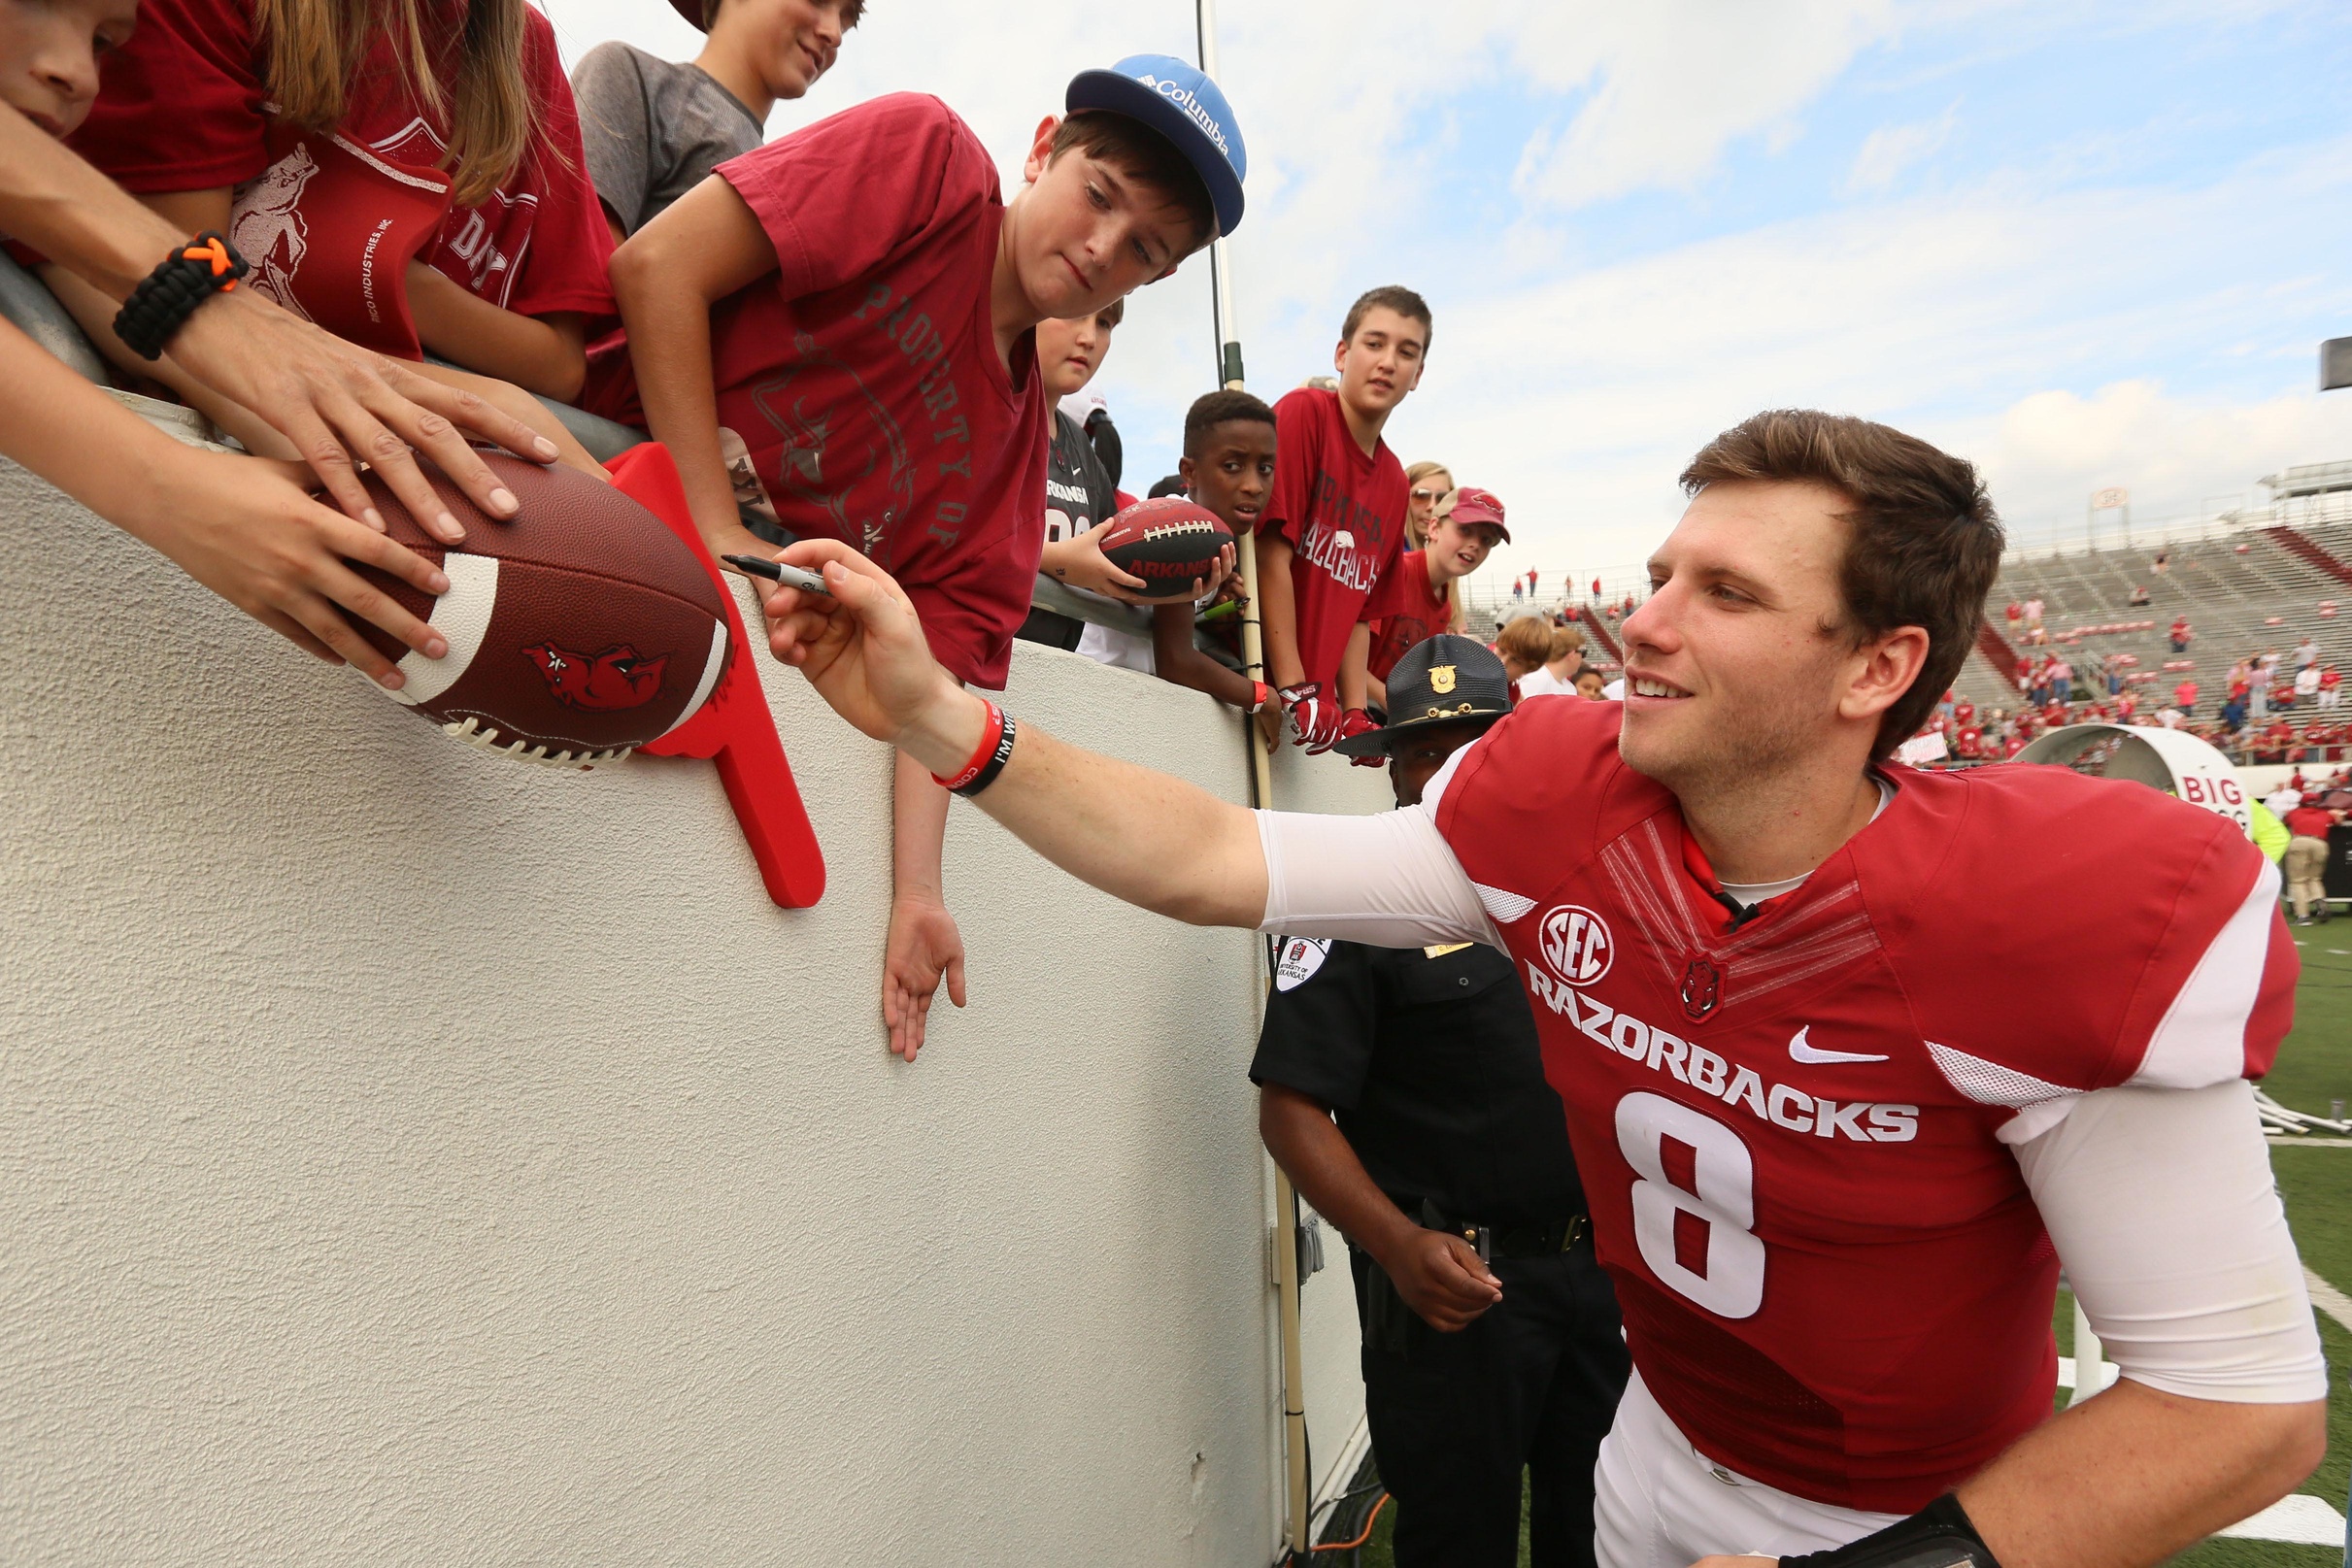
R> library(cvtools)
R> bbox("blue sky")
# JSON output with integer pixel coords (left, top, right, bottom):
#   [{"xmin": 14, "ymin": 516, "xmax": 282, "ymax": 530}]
[{"xmin": 544, "ymin": 0, "xmax": 2352, "ymax": 585}]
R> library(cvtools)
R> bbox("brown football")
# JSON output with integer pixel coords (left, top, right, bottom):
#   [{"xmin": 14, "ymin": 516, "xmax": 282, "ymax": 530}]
[
  {"xmin": 1097, "ymin": 496, "xmax": 1235, "ymax": 599},
  {"xmin": 351, "ymin": 453, "xmax": 730, "ymax": 767}
]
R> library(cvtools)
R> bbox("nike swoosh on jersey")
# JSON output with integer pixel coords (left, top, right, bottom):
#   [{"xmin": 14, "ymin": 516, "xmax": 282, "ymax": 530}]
[{"xmin": 1790, "ymin": 1026, "xmax": 1890, "ymax": 1065}]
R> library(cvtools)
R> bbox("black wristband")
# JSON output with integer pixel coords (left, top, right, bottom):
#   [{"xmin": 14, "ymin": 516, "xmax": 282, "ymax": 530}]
[
  {"xmin": 113, "ymin": 232, "xmax": 251, "ymax": 361},
  {"xmin": 1780, "ymin": 1494, "xmax": 2000, "ymax": 1568},
  {"xmin": 952, "ymin": 712, "xmax": 1016, "ymax": 798}
]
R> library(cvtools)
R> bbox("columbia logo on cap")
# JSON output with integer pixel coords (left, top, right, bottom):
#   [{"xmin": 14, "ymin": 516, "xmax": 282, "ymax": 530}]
[{"xmin": 1135, "ymin": 74, "xmax": 1232, "ymax": 161}]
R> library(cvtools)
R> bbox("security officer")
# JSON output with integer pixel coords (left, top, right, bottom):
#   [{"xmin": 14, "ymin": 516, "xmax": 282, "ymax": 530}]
[{"xmin": 1253, "ymin": 635, "xmax": 1627, "ymax": 1568}]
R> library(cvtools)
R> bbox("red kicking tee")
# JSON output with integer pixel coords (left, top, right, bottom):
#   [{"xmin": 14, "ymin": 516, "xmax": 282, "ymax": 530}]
[
  {"xmin": 1260, "ymin": 386, "xmax": 1410, "ymax": 690},
  {"xmin": 584, "ymin": 95, "xmax": 1048, "ymax": 690}
]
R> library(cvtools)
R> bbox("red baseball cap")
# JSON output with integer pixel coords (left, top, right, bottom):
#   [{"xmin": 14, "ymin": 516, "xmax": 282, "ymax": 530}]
[{"xmin": 1447, "ymin": 486, "xmax": 1510, "ymax": 543}]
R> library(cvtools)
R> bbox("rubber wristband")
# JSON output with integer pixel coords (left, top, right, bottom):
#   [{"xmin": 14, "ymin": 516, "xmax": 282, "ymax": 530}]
[
  {"xmin": 1249, "ymin": 681, "xmax": 1271, "ymax": 715},
  {"xmin": 952, "ymin": 713, "xmax": 1017, "ymax": 798},
  {"xmin": 113, "ymin": 232, "xmax": 250, "ymax": 361},
  {"xmin": 931, "ymin": 699, "xmax": 1003, "ymax": 792}
]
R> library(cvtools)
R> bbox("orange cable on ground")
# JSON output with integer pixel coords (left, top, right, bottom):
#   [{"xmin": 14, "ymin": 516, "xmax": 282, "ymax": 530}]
[{"xmin": 1313, "ymin": 1491, "xmax": 1391, "ymax": 1552}]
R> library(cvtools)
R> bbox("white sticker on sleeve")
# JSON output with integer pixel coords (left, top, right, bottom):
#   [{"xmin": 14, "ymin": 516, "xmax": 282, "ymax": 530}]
[{"xmin": 1274, "ymin": 937, "xmax": 1332, "ymax": 991}]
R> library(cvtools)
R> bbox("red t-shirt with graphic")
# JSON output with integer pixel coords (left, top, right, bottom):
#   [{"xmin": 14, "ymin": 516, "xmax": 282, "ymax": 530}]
[
  {"xmin": 1367, "ymin": 550, "xmax": 1452, "ymax": 682},
  {"xmin": 585, "ymin": 96, "xmax": 1047, "ymax": 689},
  {"xmin": 1260, "ymin": 386, "xmax": 1409, "ymax": 690},
  {"xmin": 1432, "ymin": 697, "xmax": 2294, "ymax": 1513},
  {"xmin": 66, "ymin": 0, "xmax": 612, "ymax": 356}
]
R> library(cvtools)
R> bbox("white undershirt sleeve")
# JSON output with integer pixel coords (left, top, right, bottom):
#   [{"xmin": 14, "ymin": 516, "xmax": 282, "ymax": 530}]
[
  {"xmin": 2015, "ymin": 1079, "xmax": 2326, "ymax": 1403},
  {"xmin": 1254, "ymin": 802, "xmax": 1497, "ymax": 950}
]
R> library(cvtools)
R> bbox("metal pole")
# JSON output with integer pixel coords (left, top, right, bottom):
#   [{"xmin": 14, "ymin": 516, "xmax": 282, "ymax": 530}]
[{"xmin": 1196, "ymin": 4, "xmax": 1310, "ymax": 1560}]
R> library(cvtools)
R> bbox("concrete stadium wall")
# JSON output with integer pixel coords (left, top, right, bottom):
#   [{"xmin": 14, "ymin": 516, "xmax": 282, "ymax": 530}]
[{"xmin": 0, "ymin": 450, "xmax": 1385, "ymax": 1564}]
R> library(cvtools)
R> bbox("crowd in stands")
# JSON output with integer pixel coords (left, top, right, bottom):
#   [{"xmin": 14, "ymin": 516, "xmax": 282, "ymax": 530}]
[{"xmin": 1927, "ymin": 619, "xmax": 2350, "ymax": 766}]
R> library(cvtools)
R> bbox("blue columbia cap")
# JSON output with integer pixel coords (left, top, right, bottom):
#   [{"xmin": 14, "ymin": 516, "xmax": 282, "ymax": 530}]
[{"xmin": 1065, "ymin": 54, "xmax": 1247, "ymax": 238}]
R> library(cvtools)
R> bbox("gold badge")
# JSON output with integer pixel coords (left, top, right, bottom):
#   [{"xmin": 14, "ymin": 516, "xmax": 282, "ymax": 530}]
[{"xmin": 1429, "ymin": 665, "xmax": 1458, "ymax": 694}]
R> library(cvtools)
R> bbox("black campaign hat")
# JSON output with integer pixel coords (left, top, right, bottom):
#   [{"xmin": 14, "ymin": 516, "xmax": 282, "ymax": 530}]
[{"xmin": 1335, "ymin": 634, "xmax": 1514, "ymax": 757}]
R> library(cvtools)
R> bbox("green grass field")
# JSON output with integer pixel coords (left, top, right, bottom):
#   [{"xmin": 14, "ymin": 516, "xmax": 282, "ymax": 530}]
[{"xmin": 1335, "ymin": 930, "xmax": 2352, "ymax": 1568}]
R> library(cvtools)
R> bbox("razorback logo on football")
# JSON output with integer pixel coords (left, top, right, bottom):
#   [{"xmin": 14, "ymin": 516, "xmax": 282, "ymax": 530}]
[{"xmin": 525, "ymin": 643, "xmax": 669, "ymax": 711}]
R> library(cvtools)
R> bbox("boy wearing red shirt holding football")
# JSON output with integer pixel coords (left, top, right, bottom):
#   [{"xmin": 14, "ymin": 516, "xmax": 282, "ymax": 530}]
[
  {"xmin": 601, "ymin": 56, "xmax": 1246, "ymax": 1059},
  {"xmin": 1260, "ymin": 286, "xmax": 1430, "ymax": 755}
]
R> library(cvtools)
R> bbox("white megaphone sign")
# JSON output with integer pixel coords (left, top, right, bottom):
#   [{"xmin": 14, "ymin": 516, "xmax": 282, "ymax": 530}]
[{"xmin": 2011, "ymin": 722, "xmax": 2251, "ymax": 835}]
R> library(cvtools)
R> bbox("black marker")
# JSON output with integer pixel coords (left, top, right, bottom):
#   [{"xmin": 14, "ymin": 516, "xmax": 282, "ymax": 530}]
[{"xmin": 722, "ymin": 553, "xmax": 833, "ymax": 596}]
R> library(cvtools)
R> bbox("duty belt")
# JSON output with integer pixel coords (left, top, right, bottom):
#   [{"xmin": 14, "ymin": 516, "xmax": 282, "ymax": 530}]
[{"xmin": 1415, "ymin": 1200, "xmax": 1589, "ymax": 1261}]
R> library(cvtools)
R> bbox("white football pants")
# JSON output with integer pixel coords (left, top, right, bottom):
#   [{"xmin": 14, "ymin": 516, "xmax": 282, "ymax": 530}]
[{"xmin": 1595, "ymin": 1371, "xmax": 1901, "ymax": 1568}]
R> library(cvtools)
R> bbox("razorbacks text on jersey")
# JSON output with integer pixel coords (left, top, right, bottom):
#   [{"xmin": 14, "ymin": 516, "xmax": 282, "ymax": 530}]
[{"xmin": 1430, "ymin": 697, "xmax": 2297, "ymax": 1512}]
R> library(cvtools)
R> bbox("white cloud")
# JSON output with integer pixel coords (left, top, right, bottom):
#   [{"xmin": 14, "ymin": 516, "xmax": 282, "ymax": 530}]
[
  {"xmin": 1508, "ymin": 0, "xmax": 1901, "ymax": 210},
  {"xmin": 1845, "ymin": 102, "xmax": 1960, "ymax": 194},
  {"xmin": 1961, "ymin": 381, "xmax": 2352, "ymax": 548}
]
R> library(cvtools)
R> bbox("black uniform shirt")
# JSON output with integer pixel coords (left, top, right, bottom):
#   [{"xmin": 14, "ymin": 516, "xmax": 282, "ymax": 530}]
[{"xmin": 1250, "ymin": 936, "xmax": 1585, "ymax": 1230}]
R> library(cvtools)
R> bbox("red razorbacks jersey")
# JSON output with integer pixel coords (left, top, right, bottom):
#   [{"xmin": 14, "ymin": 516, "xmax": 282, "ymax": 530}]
[{"xmin": 1433, "ymin": 697, "xmax": 2296, "ymax": 1512}]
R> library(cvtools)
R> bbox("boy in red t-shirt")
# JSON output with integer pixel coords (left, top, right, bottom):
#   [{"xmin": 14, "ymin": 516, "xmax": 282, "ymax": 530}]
[
  {"xmin": 614, "ymin": 56, "xmax": 1246, "ymax": 1059},
  {"xmin": 1260, "ymin": 285, "xmax": 1431, "ymax": 753},
  {"xmin": 1366, "ymin": 485, "xmax": 1506, "ymax": 707}
]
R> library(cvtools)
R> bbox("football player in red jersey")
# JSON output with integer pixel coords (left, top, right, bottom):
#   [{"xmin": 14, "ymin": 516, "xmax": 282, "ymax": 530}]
[{"xmin": 756, "ymin": 409, "xmax": 2325, "ymax": 1568}]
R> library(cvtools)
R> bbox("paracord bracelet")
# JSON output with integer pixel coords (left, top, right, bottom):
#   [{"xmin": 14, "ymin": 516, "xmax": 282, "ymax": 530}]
[
  {"xmin": 113, "ymin": 232, "xmax": 250, "ymax": 361},
  {"xmin": 1779, "ymin": 1494, "xmax": 2000, "ymax": 1568}
]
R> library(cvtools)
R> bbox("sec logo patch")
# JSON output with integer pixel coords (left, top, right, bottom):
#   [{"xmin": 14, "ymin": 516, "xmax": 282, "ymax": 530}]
[
  {"xmin": 1275, "ymin": 937, "xmax": 1331, "ymax": 991},
  {"xmin": 1538, "ymin": 905, "xmax": 1613, "ymax": 985}
]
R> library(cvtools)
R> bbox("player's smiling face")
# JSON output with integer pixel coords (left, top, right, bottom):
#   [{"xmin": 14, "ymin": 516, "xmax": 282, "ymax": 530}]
[
  {"xmin": 1014, "ymin": 118, "xmax": 1196, "ymax": 324},
  {"xmin": 1618, "ymin": 480, "xmax": 1865, "ymax": 791}
]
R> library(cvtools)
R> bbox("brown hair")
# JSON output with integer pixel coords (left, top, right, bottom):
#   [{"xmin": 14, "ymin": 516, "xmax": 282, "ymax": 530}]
[
  {"xmin": 1093, "ymin": 295, "xmax": 1126, "ymax": 330},
  {"xmin": 1050, "ymin": 111, "xmax": 1216, "ymax": 250},
  {"xmin": 256, "ymin": 0, "xmax": 536, "ymax": 208},
  {"xmin": 1678, "ymin": 409, "xmax": 2004, "ymax": 760},
  {"xmin": 1341, "ymin": 285, "xmax": 1432, "ymax": 353},
  {"xmin": 1549, "ymin": 623, "xmax": 1586, "ymax": 663},
  {"xmin": 1495, "ymin": 615, "xmax": 1554, "ymax": 673}
]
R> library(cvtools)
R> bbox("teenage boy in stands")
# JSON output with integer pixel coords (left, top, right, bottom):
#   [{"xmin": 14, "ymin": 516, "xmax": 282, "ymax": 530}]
[
  {"xmin": 1260, "ymin": 286, "xmax": 1430, "ymax": 758},
  {"xmin": 573, "ymin": 0, "xmax": 861, "ymax": 244},
  {"xmin": 595, "ymin": 57, "xmax": 1245, "ymax": 1061}
]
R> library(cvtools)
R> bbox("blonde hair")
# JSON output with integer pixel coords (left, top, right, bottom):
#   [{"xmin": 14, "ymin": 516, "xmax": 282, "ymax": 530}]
[
  {"xmin": 1403, "ymin": 460, "xmax": 1453, "ymax": 550},
  {"xmin": 256, "ymin": 0, "xmax": 538, "ymax": 208},
  {"xmin": 1549, "ymin": 623, "xmax": 1586, "ymax": 664}
]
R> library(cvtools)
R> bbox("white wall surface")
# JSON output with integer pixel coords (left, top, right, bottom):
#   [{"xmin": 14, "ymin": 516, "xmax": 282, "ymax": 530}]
[{"xmin": 0, "ymin": 454, "xmax": 1385, "ymax": 1564}]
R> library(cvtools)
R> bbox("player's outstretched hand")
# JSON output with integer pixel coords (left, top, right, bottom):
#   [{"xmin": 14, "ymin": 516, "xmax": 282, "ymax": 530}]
[
  {"xmin": 760, "ymin": 539, "xmax": 960, "ymax": 748},
  {"xmin": 881, "ymin": 891, "xmax": 967, "ymax": 1062},
  {"xmin": 119, "ymin": 451, "xmax": 453, "ymax": 688},
  {"xmin": 166, "ymin": 288, "xmax": 562, "ymax": 543},
  {"xmin": 1381, "ymin": 1228, "xmax": 1502, "ymax": 1332}
]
